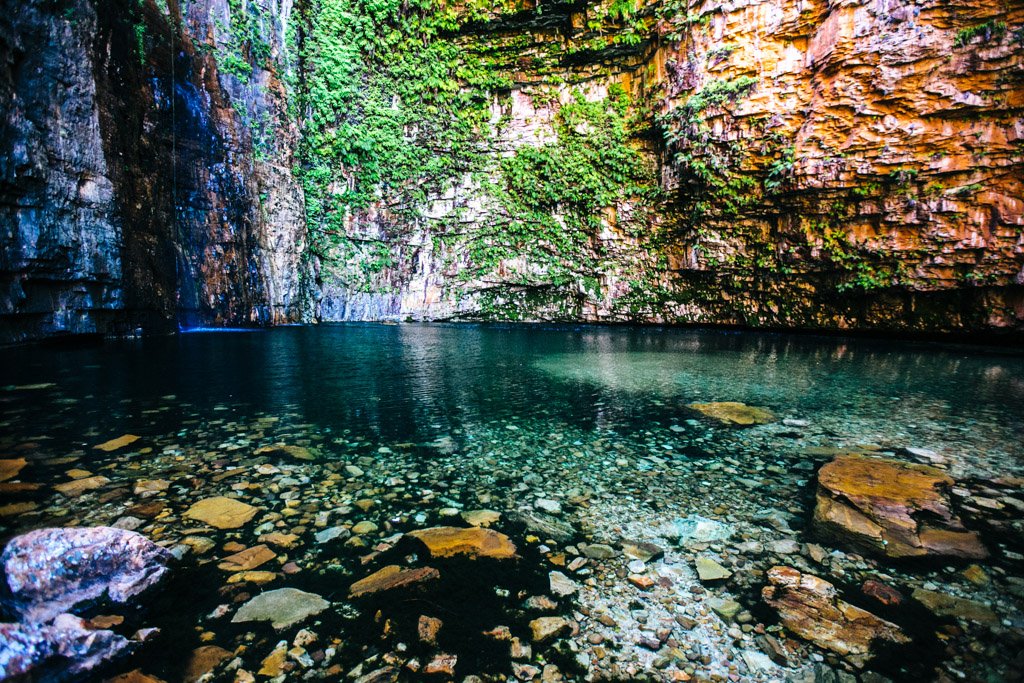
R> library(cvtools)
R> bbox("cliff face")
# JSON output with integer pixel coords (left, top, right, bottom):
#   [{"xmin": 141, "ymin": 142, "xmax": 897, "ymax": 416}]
[
  {"xmin": 0, "ymin": 0, "xmax": 304, "ymax": 343},
  {"xmin": 1, "ymin": 0, "xmax": 1022, "ymax": 343},
  {"xmin": 309, "ymin": 0, "xmax": 1024, "ymax": 334}
]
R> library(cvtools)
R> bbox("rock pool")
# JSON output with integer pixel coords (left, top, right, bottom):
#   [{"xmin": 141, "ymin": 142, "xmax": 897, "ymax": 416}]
[{"xmin": 1, "ymin": 323, "xmax": 1022, "ymax": 682}]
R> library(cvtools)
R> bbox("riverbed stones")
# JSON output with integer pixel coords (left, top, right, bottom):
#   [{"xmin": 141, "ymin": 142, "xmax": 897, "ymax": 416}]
[
  {"xmin": 2, "ymin": 527, "xmax": 172, "ymax": 623},
  {"xmin": 255, "ymin": 444, "xmax": 316, "ymax": 461},
  {"xmin": 231, "ymin": 588, "xmax": 329, "ymax": 629},
  {"xmin": 407, "ymin": 527, "xmax": 518, "ymax": 560},
  {"xmin": 54, "ymin": 475, "xmax": 110, "ymax": 497},
  {"xmin": 813, "ymin": 454, "xmax": 987, "ymax": 559},
  {"xmin": 349, "ymin": 565, "xmax": 441, "ymax": 598},
  {"xmin": 688, "ymin": 402, "xmax": 774, "ymax": 425},
  {"xmin": 762, "ymin": 566, "xmax": 909, "ymax": 663},
  {"xmin": 184, "ymin": 496, "xmax": 259, "ymax": 529}
]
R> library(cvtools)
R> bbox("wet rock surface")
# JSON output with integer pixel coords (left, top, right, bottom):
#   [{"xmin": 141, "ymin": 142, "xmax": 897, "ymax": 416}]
[
  {"xmin": 813, "ymin": 454, "xmax": 987, "ymax": 559},
  {"xmin": 2, "ymin": 526, "xmax": 172, "ymax": 622}
]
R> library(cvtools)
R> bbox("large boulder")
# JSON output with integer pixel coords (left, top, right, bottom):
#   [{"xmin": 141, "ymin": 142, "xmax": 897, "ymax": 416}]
[
  {"xmin": 812, "ymin": 454, "xmax": 987, "ymax": 559},
  {"xmin": 762, "ymin": 566, "xmax": 909, "ymax": 666},
  {"xmin": 2, "ymin": 527, "xmax": 173, "ymax": 623},
  {"xmin": 0, "ymin": 614, "xmax": 133, "ymax": 681}
]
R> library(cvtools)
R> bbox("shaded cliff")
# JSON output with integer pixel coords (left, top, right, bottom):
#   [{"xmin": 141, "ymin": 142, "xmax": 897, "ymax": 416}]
[
  {"xmin": 0, "ymin": 0, "xmax": 304, "ymax": 343},
  {"xmin": 1, "ymin": 0, "xmax": 1022, "ymax": 343}
]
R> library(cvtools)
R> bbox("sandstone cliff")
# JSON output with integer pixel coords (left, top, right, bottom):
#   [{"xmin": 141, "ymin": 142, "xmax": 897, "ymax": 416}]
[{"xmin": 1, "ymin": 0, "xmax": 1022, "ymax": 342}]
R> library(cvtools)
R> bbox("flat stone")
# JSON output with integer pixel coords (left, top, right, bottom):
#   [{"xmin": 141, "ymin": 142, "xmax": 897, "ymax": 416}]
[
  {"xmin": 0, "ymin": 457, "xmax": 27, "ymax": 482},
  {"xmin": 535, "ymin": 498, "xmax": 562, "ymax": 514},
  {"xmin": 813, "ymin": 454, "xmax": 987, "ymax": 559},
  {"xmin": 549, "ymin": 571, "xmax": 578, "ymax": 596},
  {"xmin": 352, "ymin": 521, "xmax": 378, "ymax": 535},
  {"xmin": 104, "ymin": 669, "xmax": 168, "ymax": 683},
  {"xmin": 912, "ymin": 588, "xmax": 999, "ymax": 624},
  {"xmin": 2, "ymin": 526, "xmax": 172, "ymax": 622},
  {"xmin": 762, "ymin": 566, "xmax": 909, "ymax": 661},
  {"xmin": 423, "ymin": 653, "xmax": 457, "ymax": 676},
  {"xmin": 184, "ymin": 497, "xmax": 259, "ymax": 529},
  {"xmin": 226, "ymin": 571, "xmax": 279, "ymax": 585},
  {"xmin": 512, "ymin": 510, "xmax": 576, "ymax": 543},
  {"xmin": 133, "ymin": 480, "xmax": 169, "ymax": 495},
  {"xmin": 582, "ymin": 543, "xmax": 616, "ymax": 560},
  {"xmin": 407, "ymin": 526, "xmax": 518, "ymax": 560},
  {"xmin": 530, "ymin": 617, "xmax": 571, "ymax": 643},
  {"xmin": 54, "ymin": 475, "xmax": 110, "ymax": 497},
  {"xmin": 218, "ymin": 544, "xmax": 276, "ymax": 572},
  {"xmin": 349, "ymin": 565, "xmax": 441, "ymax": 598},
  {"xmin": 695, "ymin": 556, "xmax": 732, "ymax": 581},
  {"xmin": 671, "ymin": 515, "xmax": 734, "ymax": 543},
  {"xmin": 93, "ymin": 434, "xmax": 141, "ymax": 452},
  {"xmin": 708, "ymin": 597, "xmax": 742, "ymax": 621},
  {"xmin": 688, "ymin": 402, "xmax": 774, "ymax": 425},
  {"xmin": 622, "ymin": 541, "xmax": 664, "ymax": 563},
  {"xmin": 261, "ymin": 532, "xmax": 301, "ymax": 548},
  {"xmin": 231, "ymin": 588, "xmax": 329, "ymax": 630},
  {"xmin": 255, "ymin": 444, "xmax": 317, "ymax": 461},
  {"xmin": 461, "ymin": 509, "xmax": 501, "ymax": 527}
]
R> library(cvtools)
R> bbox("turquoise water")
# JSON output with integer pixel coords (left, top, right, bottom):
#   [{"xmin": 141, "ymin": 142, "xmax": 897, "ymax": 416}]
[{"xmin": 1, "ymin": 324, "xmax": 1022, "ymax": 681}]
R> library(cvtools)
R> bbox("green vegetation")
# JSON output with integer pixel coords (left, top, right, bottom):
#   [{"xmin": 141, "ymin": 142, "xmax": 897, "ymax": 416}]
[
  {"xmin": 447, "ymin": 84, "xmax": 661, "ymax": 314},
  {"xmin": 214, "ymin": 0, "xmax": 272, "ymax": 82},
  {"xmin": 954, "ymin": 20, "xmax": 1007, "ymax": 48}
]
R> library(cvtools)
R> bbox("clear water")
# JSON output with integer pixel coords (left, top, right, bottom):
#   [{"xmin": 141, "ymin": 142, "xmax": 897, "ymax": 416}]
[{"xmin": 1, "ymin": 324, "xmax": 1023, "ymax": 682}]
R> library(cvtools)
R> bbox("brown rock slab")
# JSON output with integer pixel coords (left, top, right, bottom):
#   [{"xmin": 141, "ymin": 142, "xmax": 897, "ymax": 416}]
[
  {"xmin": 688, "ymin": 402, "xmax": 774, "ymax": 425},
  {"xmin": 184, "ymin": 496, "xmax": 258, "ymax": 529},
  {"xmin": 406, "ymin": 526, "xmax": 518, "ymax": 560},
  {"xmin": 813, "ymin": 454, "xmax": 987, "ymax": 559},
  {"xmin": 423, "ymin": 653, "xmax": 457, "ymax": 676},
  {"xmin": 227, "ymin": 570, "xmax": 279, "ymax": 585},
  {"xmin": 0, "ymin": 501, "xmax": 38, "ymax": 516},
  {"xmin": 93, "ymin": 434, "xmax": 141, "ymax": 452},
  {"xmin": 762, "ymin": 566, "xmax": 909, "ymax": 662},
  {"xmin": 218, "ymin": 544, "xmax": 276, "ymax": 572},
  {"xmin": 0, "ymin": 457, "xmax": 27, "ymax": 482},
  {"xmin": 54, "ymin": 475, "xmax": 110, "ymax": 497},
  {"xmin": 349, "ymin": 565, "xmax": 440, "ymax": 598},
  {"xmin": 255, "ymin": 444, "xmax": 317, "ymax": 461}
]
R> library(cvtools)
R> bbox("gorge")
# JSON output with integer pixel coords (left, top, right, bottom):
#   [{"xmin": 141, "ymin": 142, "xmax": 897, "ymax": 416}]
[
  {"xmin": 1, "ymin": 0, "xmax": 1022, "ymax": 343},
  {"xmin": 1, "ymin": 2, "xmax": 1024, "ymax": 683}
]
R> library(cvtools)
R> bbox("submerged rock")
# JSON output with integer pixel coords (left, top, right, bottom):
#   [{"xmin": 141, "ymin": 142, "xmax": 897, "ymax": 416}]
[
  {"xmin": 912, "ymin": 588, "xmax": 999, "ymax": 624},
  {"xmin": 2, "ymin": 526, "xmax": 172, "ymax": 623},
  {"xmin": 0, "ymin": 614, "xmax": 132, "ymax": 681},
  {"xmin": 184, "ymin": 496, "xmax": 259, "ymax": 529},
  {"xmin": 688, "ymin": 402, "xmax": 774, "ymax": 425},
  {"xmin": 529, "ymin": 616, "xmax": 571, "ymax": 643},
  {"xmin": 93, "ymin": 434, "xmax": 141, "ymax": 452},
  {"xmin": 254, "ymin": 443, "xmax": 317, "ymax": 461},
  {"xmin": 669, "ymin": 515, "xmax": 734, "ymax": 543},
  {"xmin": 762, "ymin": 566, "xmax": 909, "ymax": 663},
  {"xmin": 406, "ymin": 526, "xmax": 518, "ymax": 560},
  {"xmin": 695, "ymin": 556, "xmax": 732, "ymax": 582},
  {"xmin": 231, "ymin": 588, "xmax": 329, "ymax": 629},
  {"xmin": 511, "ymin": 510, "xmax": 576, "ymax": 543},
  {"xmin": 0, "ymin": 457, "xmax": 26, "ymax": 482},
  {"xmin": 349, "ymin": 565, "xmax": 441, "ymax": 598},
  {"xmin": 813, "ymin": 454, "xmax": 987, "ymax": 559}
]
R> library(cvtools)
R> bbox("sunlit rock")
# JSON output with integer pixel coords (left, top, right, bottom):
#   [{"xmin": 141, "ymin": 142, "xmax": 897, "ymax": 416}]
[
  {"xmin": 2, "ymin": 527, "xmax": 172, "ymax": 623},
  {"xmin": 688, "ymin": 402, "xmax": 775, "ymax": 426},
  {"xmin": 406, "ymin": 526, "xmax": 518, "ymax": 560},
  {"xmin": 813, "ymin": 454, "xmax": 987, "ymax": 559},
  {"xmin": 349, "ymin": 565, "xmax": 441, "ymax": 598},
  {"xmin": 762, "ymin": 566, "xmax": 909, "ymax": 664},
  {"xmin": 231, "ymin": 588, "xmax": 329, "ymax": 630},
  {"xmin": 184, "ymin": 496, "xmax": 259, "ymax": 529}
]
